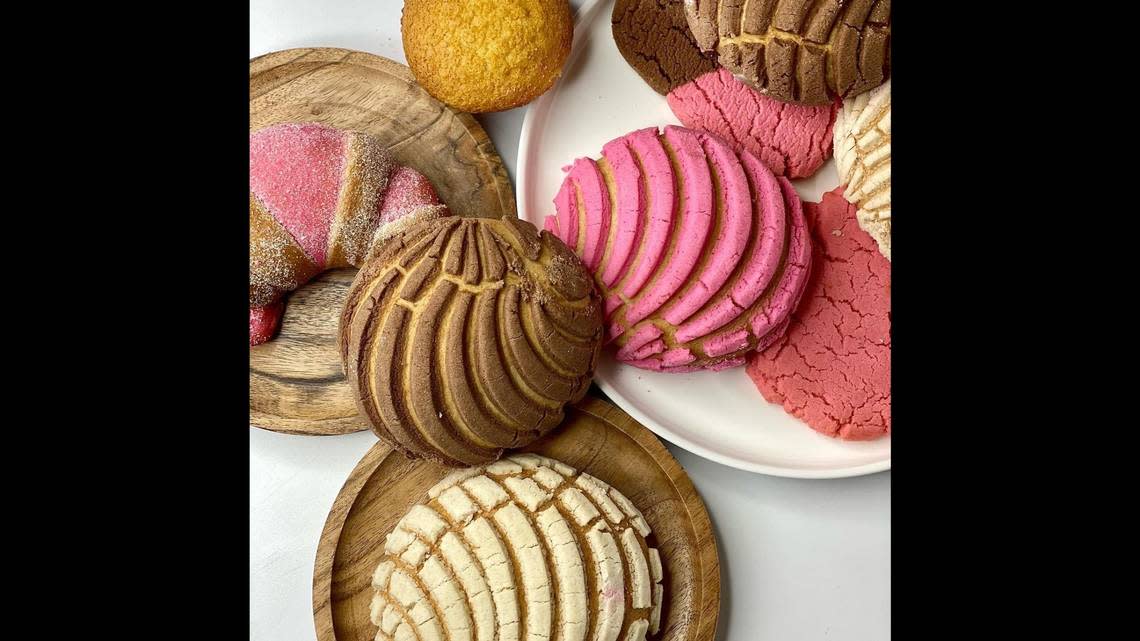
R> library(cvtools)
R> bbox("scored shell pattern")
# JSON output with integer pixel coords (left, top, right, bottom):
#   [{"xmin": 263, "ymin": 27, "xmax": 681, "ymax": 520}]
[
  {"xmin": 685, "ymin": 0, "xmax": 891, "ymax": 105},
  {"xmin": 833, "ymin": 79, "xmax": 890, "ymax": 260},
  {"xmin": 544, "ymin": 126, "xmax": 812, "ymax": 372},
  {"xmin": 371, "ymin": 453, "xmax": 664, "ymax": 641},
  {"xmin": 339, "ymin": 217, "xmax": 603, "ymax": 466}
]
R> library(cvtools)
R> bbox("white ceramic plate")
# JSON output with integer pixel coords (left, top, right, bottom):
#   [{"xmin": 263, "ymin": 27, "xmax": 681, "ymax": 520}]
[{"xmin": 517, "ymin": 0, "xmax": 890, "ymax": 478}]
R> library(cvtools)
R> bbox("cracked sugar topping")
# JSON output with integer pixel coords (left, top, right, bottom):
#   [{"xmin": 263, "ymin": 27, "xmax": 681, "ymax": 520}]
[
  {"xmin": 746, "ymin": 187, "xmax": 890, "ymax": 440},
  {"xmin": 668, "ymin": 68, "xmax": 837, "ymax": 179},
  {"xmin": 612, "ymin": 0, "xmax": 717, "ymax": 95}
]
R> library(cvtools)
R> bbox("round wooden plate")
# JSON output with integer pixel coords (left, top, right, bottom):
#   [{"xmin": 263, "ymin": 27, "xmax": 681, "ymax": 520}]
[
  {"xmin": 313, "ymin": 396, "xmax": 720, "ymax": 641},
  {"xmin": 249, "ymin": 48, "xmax": 517, "ymax": 435}
]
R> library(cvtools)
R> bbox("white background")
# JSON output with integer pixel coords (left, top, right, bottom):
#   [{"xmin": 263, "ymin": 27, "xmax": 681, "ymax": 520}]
[{"xmin": 250, "ymin": 1, "xmax": 891, "ymax": 639}]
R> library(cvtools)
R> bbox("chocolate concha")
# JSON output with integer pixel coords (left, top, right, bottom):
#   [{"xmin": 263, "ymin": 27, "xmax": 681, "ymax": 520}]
[
  {"xmin": 545, "ymin": 125, "xmax": 811, "ymax": 372},
  {"xmin": 684, "ymin": 0, "xmax": 891, "ymax": 105},
  {"xmin": 339, "ymin": 216, "xmax": 603, "ymax": 466},
  {"xmin": 371, "ymin": 453, "xmax": 664, "ymax": 641}
]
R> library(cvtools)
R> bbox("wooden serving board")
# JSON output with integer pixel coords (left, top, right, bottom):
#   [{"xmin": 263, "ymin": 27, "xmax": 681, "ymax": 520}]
[
  {"xmin": 249, "ymin": 48, "xmax": 517, "ymax": 435},
  {"xmin": 313, "ymin": 396, "xmax": 721, "ymax": 641}
]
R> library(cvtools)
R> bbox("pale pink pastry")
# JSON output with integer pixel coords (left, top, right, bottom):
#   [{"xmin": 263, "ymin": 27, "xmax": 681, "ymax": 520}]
[
  {"xmin": 667, "ymin": 69, "xmax": 837, "ymax": 179},
  {"xmin": 746, "ymin": 187, "xmax": 890, "ymax": 440},
  {"xmin": 545, "ymin": 125, "xmax": 812, "ymax": 371},
  {"xmin": 249, "ymin": 122, "xmax": 447, "ymax": 346}
]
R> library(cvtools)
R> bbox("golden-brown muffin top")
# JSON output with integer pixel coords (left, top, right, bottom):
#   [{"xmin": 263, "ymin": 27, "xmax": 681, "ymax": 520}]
[{"xmin": 402, "ymin": 0, "xmax": 574, "ymax": 112}]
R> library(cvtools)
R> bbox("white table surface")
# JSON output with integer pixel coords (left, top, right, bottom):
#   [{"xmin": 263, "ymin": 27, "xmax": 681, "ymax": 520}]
[{"xmin": 250, "ymin": 2, "xmax": 891, "ymax": 639}]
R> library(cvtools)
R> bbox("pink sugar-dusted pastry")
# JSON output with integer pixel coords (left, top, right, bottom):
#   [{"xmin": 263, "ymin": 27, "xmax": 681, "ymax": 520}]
[
  {"xmin": 667, "ymin": 69, "xmax": 838, "ymax": 179},
  {"xmin": 378, "ymin": 165, "xmax": 442, "ymax": 225},
  {"xmin": 545, "ymin": 125, "xmax": 812, "ymax": 371},
  {"xmin": 249, "ymin": 302, "xmax": 283, "ymax": 347},
  {"xmin": 249, "ymin": 122, "xmax": 448, "ymax": 346},
  {"xmin": 746, "ymin": 187, "xmax": 890, "ymax": 440},
  {"xmin": 249, "ymin": 122, "xmax": 347, "ymax": 266}
]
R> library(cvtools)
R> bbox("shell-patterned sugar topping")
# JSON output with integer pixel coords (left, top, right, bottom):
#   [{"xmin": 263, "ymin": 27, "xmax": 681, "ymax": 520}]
[
  {"xmin": 339, "ymin": 217, "xmax": 603, "ymax": 466},
  {"xmin": 371, "ymin": 453, "xmax": 664, "ymax": 641},
  {"xmin": 833, "ymin": 79, "xmax": 890, "ymax": 260},
  {"xmin": 249, "ymin": 121, "xmax": 448, "ymax": 345},
  {"xmin": 684, "ymin": 0, "xmax": 891, "ymax": 105},
  {"xmin": 544, "ymin": 125, "xmax": 812, "ymax": 372}
]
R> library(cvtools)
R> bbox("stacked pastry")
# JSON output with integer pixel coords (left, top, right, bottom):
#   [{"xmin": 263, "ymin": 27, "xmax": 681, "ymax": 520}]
[
  {"xmin": 249, "ymin": 122, "xmax": 447, "ymax": 345},
  {"xmin": 371, "ymin": 453, "xmax": 664, "ymax": 641},
  {"xmin": 544, "ymin": 125, "xmax": 811, "ymax": 372},
  {"xmin": 339, "ymin": 216, "xmax": 603, "ymax": 465},
  {"xmin": 612, "ymin": 1, "xmax": 840, "ymax": 180}
]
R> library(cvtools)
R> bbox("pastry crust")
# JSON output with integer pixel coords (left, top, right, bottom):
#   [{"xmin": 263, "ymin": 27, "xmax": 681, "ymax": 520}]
[
  {"xmin": 544, "ymin": 126, "xmax": 812, "ymax": 371},
  {"xmin": 339, "ymin": 217, "xmax": 603, "ymax": 466},
  {"xmin": 683, "ymin": 0, "xmax": 891, "ymax": 105},
  {"xmin": 372, "ymin": 454, "xmax": 665, "ymax": 641},
  {"xmin": 612, "ymin": 0, "xmax": 716, "ymax": 95},
  {"xmin": 401, "ymin": 0, "xmax": 574, "ymax": 113},
  {"xmin": 249, "ymin": 122, "xmax": 447, "ymax": 345},
  {"xmin": 833, "ymin": 79, "xmax": 890, "ymax": 260}
]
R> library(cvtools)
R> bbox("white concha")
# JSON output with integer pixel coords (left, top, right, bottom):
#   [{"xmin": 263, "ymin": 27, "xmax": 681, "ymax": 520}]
[
  {"xmin": 834, "ymin": 79, "xmax": 892, "ymax": 261},
  {"xmin": 371, "ymin": 454, "xmax": 665, "ymax": 641}
]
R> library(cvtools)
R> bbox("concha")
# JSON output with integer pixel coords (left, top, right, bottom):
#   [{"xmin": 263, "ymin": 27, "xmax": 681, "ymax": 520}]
[
  {"xmin": 833, "ymin": 79, "xmax": 890, "ymax": 260},
  {"xmin": 370, "ymin": 453, "xmax": 665, "ymax": 641},
  {"xmin": 544, "ymin": 125, "xmax": 811, "ymax": 372},
  {"xmin": 684, "ymin": 0, "xmax": 891, "ymax": 105},
  {"xmin": 339, "ymin": 216, "xmax": 603, "ymax": 465}
]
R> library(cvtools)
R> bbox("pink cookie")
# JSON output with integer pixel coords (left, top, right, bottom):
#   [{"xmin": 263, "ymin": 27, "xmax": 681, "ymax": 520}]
[
  {"xmin": 667, "ymin": 69, "xmax": 837, "ymax": 179},
  {"xmin": 746, "ymin": 187, "xmax": 890, "ymax": 440},
  {"xmin": 545, "ymin": 125, "xmax": 812, "ymax": 371}
]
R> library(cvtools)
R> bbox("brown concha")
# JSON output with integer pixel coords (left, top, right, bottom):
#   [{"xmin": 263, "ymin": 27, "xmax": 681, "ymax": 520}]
[
  {"xmin": 684, "ymin": 0, "xmax": 891, "ymax": 105},
  {"xmin": 339, "ymin": 216, "xmax": 603, "ymax": 466}
]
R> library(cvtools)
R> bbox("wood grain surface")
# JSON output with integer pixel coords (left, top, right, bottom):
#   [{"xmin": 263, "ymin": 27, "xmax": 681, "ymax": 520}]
[
  {"xmin": 249, "ymin": 48, "xmax": 517, "ymax": 435},
  {"xmin": 312, "ymin": 396, "xmax": 720, "ymax": 641}
]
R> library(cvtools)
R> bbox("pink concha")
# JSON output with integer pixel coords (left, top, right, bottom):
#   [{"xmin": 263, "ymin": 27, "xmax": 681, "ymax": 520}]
[
  {"xmin": 250, "ymin": 122, "xmax": 347, "ymax": 266},
  {"xmin": 544, "ymin": 125, "xmax": 813, "ymax": 371}
]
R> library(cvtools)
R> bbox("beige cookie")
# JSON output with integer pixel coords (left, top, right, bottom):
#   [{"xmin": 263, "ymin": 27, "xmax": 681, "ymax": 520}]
[
  {"xmin": 370, "ymin": 453, "xmax": 665, "ymax": 641},
  {"xmin": 833, "ymin": 79, "xmax": 890, "ymax": 260}
]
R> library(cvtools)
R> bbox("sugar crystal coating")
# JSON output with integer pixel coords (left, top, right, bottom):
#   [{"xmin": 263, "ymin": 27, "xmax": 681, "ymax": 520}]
[{"xmin": 248, "ymin": 122, "xmax": 448, "ymax": 346}]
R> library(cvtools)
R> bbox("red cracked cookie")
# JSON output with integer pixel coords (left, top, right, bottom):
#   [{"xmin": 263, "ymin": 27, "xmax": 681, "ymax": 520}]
[{"xmin": 746, "ymin": 187, "xmax": 890, "ymax": 440}]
